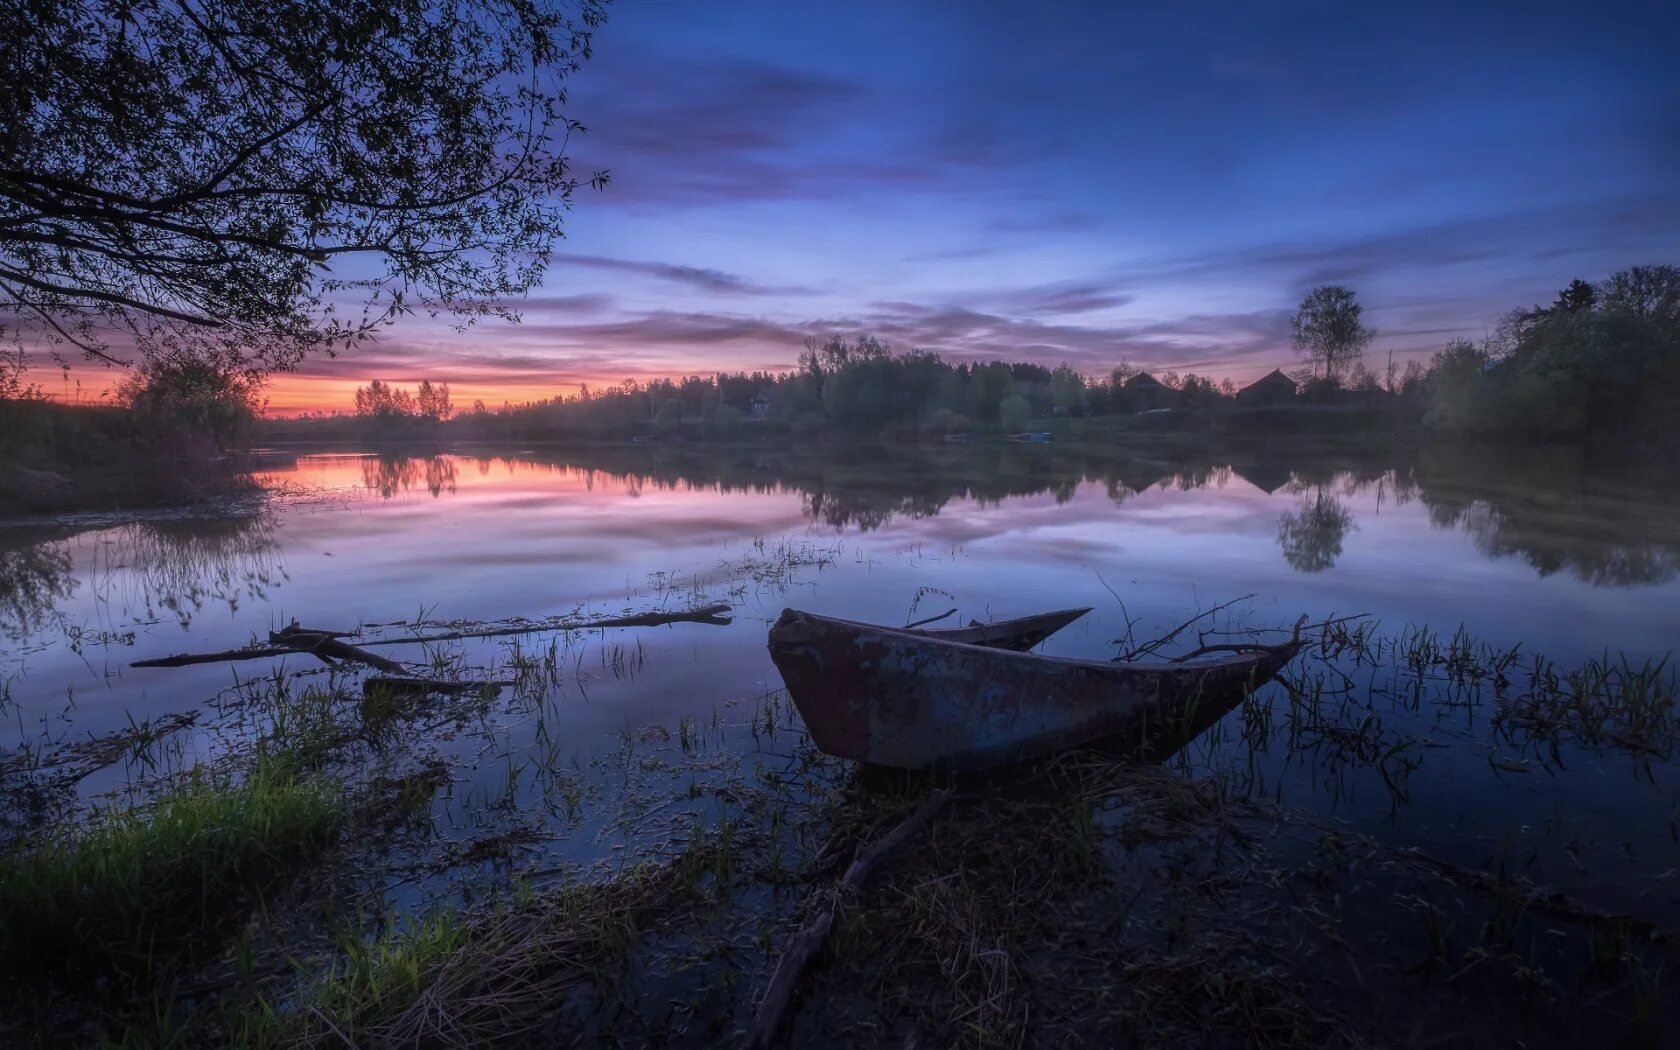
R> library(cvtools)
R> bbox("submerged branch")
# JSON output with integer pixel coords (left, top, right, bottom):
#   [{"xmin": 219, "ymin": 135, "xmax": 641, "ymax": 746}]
[
  {"xmin": 128, "ymin": 604, "xmax": 734, "ymax": 670},
  {"xmin": 903, "ymin": 607, "xmax": 956, "ymax": 630},
  {"xmin": 1115, "ymin": 594, "xmax": 1255, "ymax": 662},
  {"xmin": 132, "ymin": 646, "xmax": 299, "ymax": 668},
  {"xmin": 353, "ymin": 603, "xmax": 734, "ymax": 647},
  {"xmin": 1399, "ymin": 846, "xmax": 1671, "ymax": 944},
  {"xmin": 270, "ymin": 625, "xmax": 407, "ymax": 672}
]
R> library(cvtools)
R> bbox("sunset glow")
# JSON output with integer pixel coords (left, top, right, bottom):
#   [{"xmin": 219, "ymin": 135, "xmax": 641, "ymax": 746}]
[{"xmin": 23, "ymin": 1, "xmax": 1680, "ymax": 416}]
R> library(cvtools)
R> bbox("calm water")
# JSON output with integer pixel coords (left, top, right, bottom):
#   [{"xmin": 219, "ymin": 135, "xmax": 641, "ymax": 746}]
[{"xmin": 2, "ymin": 441, "xmax": 1678, "ymax": 917}]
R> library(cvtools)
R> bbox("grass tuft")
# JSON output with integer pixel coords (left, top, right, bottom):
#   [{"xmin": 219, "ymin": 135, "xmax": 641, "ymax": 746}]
[{"xmin": 0, "ymin": 760, "xmax": 343, "ymax": 984}]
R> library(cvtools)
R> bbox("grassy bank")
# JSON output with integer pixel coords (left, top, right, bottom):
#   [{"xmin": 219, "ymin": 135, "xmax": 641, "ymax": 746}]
[{"xmin": 0, "ymin": 761, "xmax": 343, "ymax": 988}]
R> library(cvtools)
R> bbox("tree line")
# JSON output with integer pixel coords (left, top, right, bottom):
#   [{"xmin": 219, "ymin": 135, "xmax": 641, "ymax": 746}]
[
  {"xmin": 1420, "ymin": 265, "xmax": 1680, "ymax": 444},
  {"xmin": 322, "ymin": 264, "xmax": 1676, "ymax": 448},
  {"xmin": 342, "ymin": 342, "xmax": 1244, "ymax": 441}
]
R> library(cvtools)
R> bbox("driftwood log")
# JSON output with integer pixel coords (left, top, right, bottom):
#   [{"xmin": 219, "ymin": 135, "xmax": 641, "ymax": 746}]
[
  {"xmin": 1398, "ymin": 847, "xmax": 1670, "ymax": 943},
  {"xmin": 745, "ymin": 789, "xmax": 954, "ymax": 1049},
  {"xmin": 132, "ymin": 646, "xmax": 302, "ymax": 669},
  {"xmin": 350, "ymin": 602, "xmax": 734, "ymax": 647},
  {"xmin": 130, "ymin": 603, "xmax": 733, "ymax": 670},
  {"xmin": 269, "ymin": 625, "xmax": 408, "ymax": 672}
]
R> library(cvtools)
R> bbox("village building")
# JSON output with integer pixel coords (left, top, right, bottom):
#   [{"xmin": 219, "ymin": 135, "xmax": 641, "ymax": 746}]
[
  {"xmin": 1235, "ymin": 368, "xmax": 1299, "ymax": 406},
  {"xmin": 1122, "ymin": 372, "xmax": 1178, "ymax": 411}
]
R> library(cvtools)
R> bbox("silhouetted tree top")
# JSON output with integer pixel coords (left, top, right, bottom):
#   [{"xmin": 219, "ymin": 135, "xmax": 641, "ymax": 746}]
[
  {"xmin": 1291, "ymin": 285, "xmax": 1375, "ymax": 381},
  {"xmin": 1599, "ymin": 264, "xmax": 1680, "ymax": 323},
  {"xmin": 0, "ymin": 0, "xmax": 610, "ymax": 372},
  {"xmin": 1551, "ymin": 278, "xmax": 1598, "ymax": 314}
]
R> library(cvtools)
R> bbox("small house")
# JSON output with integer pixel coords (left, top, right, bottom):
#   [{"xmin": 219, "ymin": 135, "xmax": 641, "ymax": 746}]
[
  {"xmin": 749, "ymin": 392, "xmax": 774, "ymax": 421},
  {"xmin": 1122, "ymin": 372, "xmax": 1178, "ymax": 412},
  {"xmin": 1235, "ymin": 369, "xmax": 1298, "ymax": 407}
]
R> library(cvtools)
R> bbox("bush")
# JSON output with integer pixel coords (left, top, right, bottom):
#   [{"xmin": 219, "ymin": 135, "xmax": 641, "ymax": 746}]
[{"xmin": 116, "ymin": 358, "xmax": 262, "ymax": 456}]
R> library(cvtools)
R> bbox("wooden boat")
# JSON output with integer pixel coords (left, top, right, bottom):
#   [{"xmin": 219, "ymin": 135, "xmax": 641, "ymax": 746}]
[
  {"xmin": 917, "ymin": 607, "xmax": 1090, "ymax": 651},
  {"xmin": 768, "ymin": 609, "xmax": 1302, "ymax": 770}
]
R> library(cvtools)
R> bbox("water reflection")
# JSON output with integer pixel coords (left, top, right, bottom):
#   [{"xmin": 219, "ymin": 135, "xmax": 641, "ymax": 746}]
[
  {"xmin": 0, "ymin": 511, "xmax": 285, "ymax": 633},
  {"xmin": 1276, "ymin": 488, "xmax": 1356, "ymax": 573},
  {"xmin": 295, "ymin": 444, "xmax": 1679, "ymax": 587},
  {"xmin": 0, "ymin": 540, "xmax": 76, "ymax": 642},
  {"xmin": 361, "ymin": 453, "xmax": 459, "ymax": 498},
  {"xmin": 1411, "ymin": 451, "xmax": 1680, "ymax": 587}
]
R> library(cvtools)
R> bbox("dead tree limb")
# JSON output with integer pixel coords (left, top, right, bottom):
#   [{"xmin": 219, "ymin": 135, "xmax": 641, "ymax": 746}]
[
  {"xmin": 270, "ymin": 625, "xmax": 407, "ymax": 672},
  {"xmin": 353, "ymin": 602, "xmax": 734, "ymax": 647},
  {"xmin": 1398, "ymin": 847, "xmax": 1669, "ymax": 943},
  {"xmin": 745, "ymin": 788, "xmax": 954, "ymax": 1049},
  {"xmin": 1171, "ymin": 616, "xmax": 1310, "ymax": 663},
  {"xmin": 132, "ymin": 646, "xmax": 301, "ymax": 668},
  {"xmin": 1115, "ymin": 594, "xmax": 1255, "ymax": 662},
  {"xmin": 129, "ymin": 604, "xmax": 734, "ymax": 670}
]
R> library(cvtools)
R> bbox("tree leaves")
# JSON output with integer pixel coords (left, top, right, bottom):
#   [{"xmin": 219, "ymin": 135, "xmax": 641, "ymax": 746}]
[{"xmin": 0, "ymin": 0, "xmax": 612, "ymax": 374}]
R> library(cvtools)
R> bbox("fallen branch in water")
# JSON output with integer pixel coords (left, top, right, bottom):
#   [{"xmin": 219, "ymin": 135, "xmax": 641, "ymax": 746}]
[
  {"xmin": 1115, "ymin": 594, "xmax": 1255, "ymax": 662},
  {"xmin": 353, "ymin": 602, "xmax": 734, "ymax": 647},
  {"xmin": 1170, "ymin": 615, "xmax": 1310, "ymax": 663},
  {"xmin": 130, "ymin": 604, "xmax": 733, "ymax": 670},
  {"xmin": 132, "ymin": 646, "xmax": 301, "ymax": 668},
  {"xmin": 903, "ymin": 607, "xmax": 956, "ymax": 629},
  {"xmin": 270, "ymin": 624, "xmax": 407, "ymax": 672},
  {"xmin": 745, "ymin": 788, "xmax": 954, "ymax": 1049}
]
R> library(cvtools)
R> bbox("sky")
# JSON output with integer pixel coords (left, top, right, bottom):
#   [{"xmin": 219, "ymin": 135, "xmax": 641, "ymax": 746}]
[{"xmin": 55, "ymin": 0, "xmax": 1680, "ymax": 414}]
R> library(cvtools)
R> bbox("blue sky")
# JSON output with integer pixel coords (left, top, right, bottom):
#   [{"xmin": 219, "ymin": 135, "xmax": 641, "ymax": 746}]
[{"xmin": 276, "ymin": 0, "xmax": 1680, "ymax": 409}]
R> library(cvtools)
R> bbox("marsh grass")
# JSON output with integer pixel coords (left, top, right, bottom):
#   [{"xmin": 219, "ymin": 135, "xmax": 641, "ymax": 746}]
[
  {"xmin": 1307, "ymin": 620, "xmax": 1678, "ymax": 755},
  {"xmin": 0, "ymin": 759, "xmax": 343, "ymax": 986}
]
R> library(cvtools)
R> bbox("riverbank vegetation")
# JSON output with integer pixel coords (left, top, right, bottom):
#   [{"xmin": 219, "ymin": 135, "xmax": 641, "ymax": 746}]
[
  {"xmin": 1, "ymin": 359, "xmax": 263, "ymax": 514},
  {"xmin": 0, "ymin": 760, "xmax": 342, "ymax": 986}
]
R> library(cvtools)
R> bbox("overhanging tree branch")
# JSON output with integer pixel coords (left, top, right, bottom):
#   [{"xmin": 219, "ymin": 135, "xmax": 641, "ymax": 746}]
[{"xmin": 0, "ymin": 0, "xmax": 612, "ymax": 372}]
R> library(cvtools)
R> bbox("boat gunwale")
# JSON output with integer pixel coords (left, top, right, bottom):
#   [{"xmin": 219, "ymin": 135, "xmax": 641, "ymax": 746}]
[
  {"xmin": 769, "ymin": 608, "xmax": 1300, "ymax": 674},
  {"xmin": 918, "ymin": 607, "xmax": 1092, "ymax": 643}
]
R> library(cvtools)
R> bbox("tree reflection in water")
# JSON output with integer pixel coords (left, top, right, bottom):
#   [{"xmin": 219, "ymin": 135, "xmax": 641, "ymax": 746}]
[
  {"xmin": 1, "ymin": 511, "xmax": 285, "ymax": 641},
  {"xmin": 360, "ymin": 454, "xmax": 458, "ymax": 498},
  {"xmin": 304, "ymin": 444, "xmax": 1680, "ymax": 588},
  {"xmin": 82, "ymin": 513, "xmax": 284, "ymax": 628},
  {"xmin": 1276, "ymin": 488, "xmax": 1357, "ymax": 573},
  {"xmin": 0, "ymin": 541, "xmax": 76, "ymax": 642}
]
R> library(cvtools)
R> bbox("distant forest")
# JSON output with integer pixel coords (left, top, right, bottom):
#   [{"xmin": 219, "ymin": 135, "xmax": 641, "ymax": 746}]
[
  {"xmin": 6, "ymin": 264, "xmax": 1678, "ymax": 514},
  {"xmin": 283, "ymin": 264, "xmax": 1680, "ymax": 449}
]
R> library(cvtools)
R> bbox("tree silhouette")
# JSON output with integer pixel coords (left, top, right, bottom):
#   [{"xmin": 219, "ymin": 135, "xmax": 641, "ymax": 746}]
[
  {"xmin": 1291, "ymin": 286, "xmax": 1375, "ymax": 381},
  {"xmin": 1, "ymin": 0, "xmax": 609, "ymax": 372},
  {"xmin": 1551, "ymin": 278, "xmax": 1598, "ymax": 313}
]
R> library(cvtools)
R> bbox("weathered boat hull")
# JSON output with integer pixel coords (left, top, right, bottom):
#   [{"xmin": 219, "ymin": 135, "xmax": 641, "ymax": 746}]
[
  {"xmin": 919, "ymin": 607, "xmax": 1090, "ymax": 652},
  {"xmin": 768, "ymin": 609, "xmax": 1300, "ymax": 770}
]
